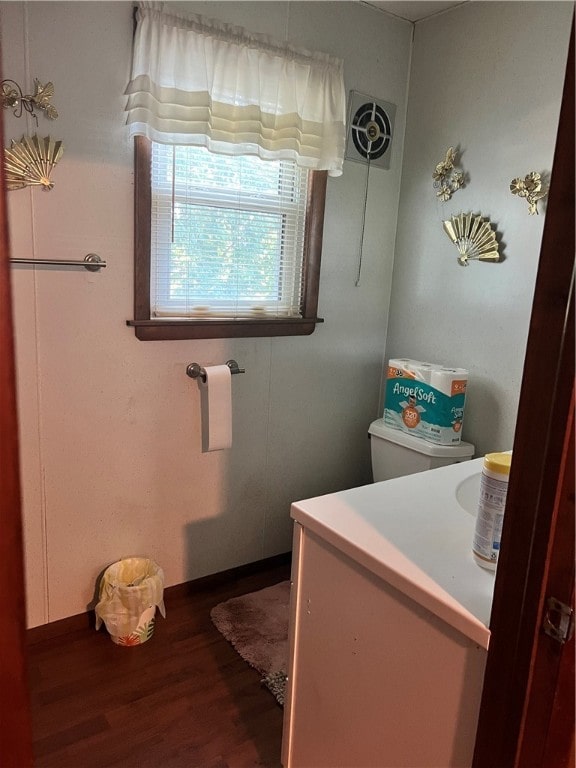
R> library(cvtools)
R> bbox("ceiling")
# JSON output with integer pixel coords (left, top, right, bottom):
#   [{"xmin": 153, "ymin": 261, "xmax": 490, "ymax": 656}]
[{"xmin": 365, "ymin": 1, "xmax": 467, "ymax": 22}]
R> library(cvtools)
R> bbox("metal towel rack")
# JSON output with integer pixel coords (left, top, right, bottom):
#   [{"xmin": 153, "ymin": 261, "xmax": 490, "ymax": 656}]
[
  {"xmin": 10, "ymin": 253, "xmax": 106, "ymax": 272},
  {"xmin": 186, "ymin": 359, "xmax": 245, "ymax": 383}
]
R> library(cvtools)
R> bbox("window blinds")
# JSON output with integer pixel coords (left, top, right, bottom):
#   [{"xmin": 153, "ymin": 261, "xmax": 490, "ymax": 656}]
[{"xmin": 150, "ymin": 144, "xmax": 310, "ymax": 318}]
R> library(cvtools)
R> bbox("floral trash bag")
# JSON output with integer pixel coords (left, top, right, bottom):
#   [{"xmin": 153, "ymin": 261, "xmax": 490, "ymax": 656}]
[{"xmin": 95, "ymin": 557, "xmax": 166, "ymax": 646}]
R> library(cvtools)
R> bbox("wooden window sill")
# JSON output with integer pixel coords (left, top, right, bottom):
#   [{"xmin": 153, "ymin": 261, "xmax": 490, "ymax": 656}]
[{"xmin": 127, "ymin": 317, "xmax": 324, "ymax": 340}]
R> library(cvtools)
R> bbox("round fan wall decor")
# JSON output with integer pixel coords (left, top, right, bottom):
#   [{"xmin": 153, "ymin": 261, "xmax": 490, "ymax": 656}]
[
  {"xmin": 350, "ymin": 102, "xmax": 392, "ymax": 162},
  {"xmin": 345, "ymin": 91, "xmax": 396, "ymax": 170}
]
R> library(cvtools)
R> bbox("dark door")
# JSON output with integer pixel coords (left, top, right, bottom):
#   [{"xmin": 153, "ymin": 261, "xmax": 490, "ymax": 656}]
[
  {"xmin": 473, "ymin": 21, "xmax": 575, "ymax": 768},
  {"xmin": 0, "ymin": 18, "xmax": 573, "ymax": 768},
  {"xmin": 0, "ymin": 53, "xmax": 35, "ymax": 767}
]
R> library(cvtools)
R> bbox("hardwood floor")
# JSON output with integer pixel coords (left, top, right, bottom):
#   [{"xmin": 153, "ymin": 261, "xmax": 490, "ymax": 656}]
[{"xmin": 27, "ymin": 556, "xmax": 291, "ymax": 768}]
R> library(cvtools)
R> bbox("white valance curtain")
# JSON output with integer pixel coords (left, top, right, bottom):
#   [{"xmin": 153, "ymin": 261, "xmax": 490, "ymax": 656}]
[{"xmin": 125, "ymin": 2, "xmax": 347, "ymax": 176}]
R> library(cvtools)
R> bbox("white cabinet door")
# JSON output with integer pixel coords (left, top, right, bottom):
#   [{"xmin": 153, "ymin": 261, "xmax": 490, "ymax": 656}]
[{"xmin": 282, "ymin": 523, "xmax": 486, "ymax": 768}]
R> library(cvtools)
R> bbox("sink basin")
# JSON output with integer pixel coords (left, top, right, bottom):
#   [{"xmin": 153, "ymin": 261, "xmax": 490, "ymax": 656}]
[{"xmin": 455, "ymin": 472, "xmax": 481, "ymax": 517}]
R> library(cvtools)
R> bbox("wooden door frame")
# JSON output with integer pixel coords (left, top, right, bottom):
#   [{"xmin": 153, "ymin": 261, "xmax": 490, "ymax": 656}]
[
  {"xmin": 517, "ymin": 391, "xmax": 574, "ymax": 766},
  {"xmin": 472, "ymin": 20, "xmax": 575, "ymax": 768},
  {"xmin": 0, "ymin": 17, "xmax": 573, "ymax": 768},
  {"xmin": 0, "ymin": 54, "xmax": 35, "ymax": 767}
]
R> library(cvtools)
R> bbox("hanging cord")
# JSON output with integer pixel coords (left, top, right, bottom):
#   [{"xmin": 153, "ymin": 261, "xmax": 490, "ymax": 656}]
[
  {"xmin": 285, "ymin": 1, "xmax": 290, "ymax": 43},
  {"xmin": 170, "ymin": 145, "xmax": 176, "ymax": 243},
  {"xmin": 355, "ymin": 154, "xmax": 371, "ymax": 287}
]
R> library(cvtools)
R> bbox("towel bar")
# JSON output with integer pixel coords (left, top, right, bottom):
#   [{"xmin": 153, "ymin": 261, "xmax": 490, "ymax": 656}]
[{"xmin": 10, "ymin": 253, "xmax": 106, "ymax": 271}]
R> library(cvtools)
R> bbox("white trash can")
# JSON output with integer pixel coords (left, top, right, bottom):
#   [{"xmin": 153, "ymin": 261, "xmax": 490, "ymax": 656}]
[{"xmin": 95, "ymin": 557, "xmax": 165, "ymax": 646}]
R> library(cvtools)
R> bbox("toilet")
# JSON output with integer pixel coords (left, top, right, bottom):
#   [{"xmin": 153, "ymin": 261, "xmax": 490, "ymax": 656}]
[{"xmin": 368, "ymin": 418, "xmax": 475, "ymax": 481}]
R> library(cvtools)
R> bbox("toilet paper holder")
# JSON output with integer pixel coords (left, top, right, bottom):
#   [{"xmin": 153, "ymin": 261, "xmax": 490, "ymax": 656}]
[{"xmin": 186, "ymin": 359, "xmax": 245, "ymax": 383}]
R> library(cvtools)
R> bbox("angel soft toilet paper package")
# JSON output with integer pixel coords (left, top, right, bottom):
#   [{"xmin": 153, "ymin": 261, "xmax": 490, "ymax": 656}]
[{"xmin": 384, "ymin": 359, "xmax": 468, "ymax": 445}]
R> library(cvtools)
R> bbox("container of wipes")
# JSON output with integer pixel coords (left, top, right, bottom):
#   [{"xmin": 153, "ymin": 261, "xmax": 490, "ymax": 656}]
[
  {"xmin": 383, "ymin": 358, "xmax": 468, "ymax": 445},
  {"xmin": 472, "ymin": 452, "xmax": 512, "ymax": 570}
]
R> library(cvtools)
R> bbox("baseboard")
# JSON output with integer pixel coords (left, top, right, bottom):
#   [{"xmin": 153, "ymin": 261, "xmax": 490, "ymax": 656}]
[{"xmin": 26, "ymin": 552, "xmax": 292, "ymax": 646}]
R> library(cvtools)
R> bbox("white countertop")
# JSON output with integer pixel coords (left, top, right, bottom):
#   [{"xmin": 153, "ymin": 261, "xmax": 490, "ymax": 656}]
[{"xmin": 290, "ymin": 458, "xmax": 497, "ymax": 649}]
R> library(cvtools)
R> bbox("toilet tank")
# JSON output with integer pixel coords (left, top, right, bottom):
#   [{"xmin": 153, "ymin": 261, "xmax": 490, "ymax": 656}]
[{"xmin": 368, "ymin": 419, "xmax": 475, "ymax": 482}]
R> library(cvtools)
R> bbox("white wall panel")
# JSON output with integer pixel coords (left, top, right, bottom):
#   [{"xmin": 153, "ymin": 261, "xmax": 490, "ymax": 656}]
[
  {"xmin": 385, "ymin": 1, "xmax": 572, "ymax": 457},
  {"xmin": 1, "ymin": 1, "xmax": 411, "ymax": 625}
]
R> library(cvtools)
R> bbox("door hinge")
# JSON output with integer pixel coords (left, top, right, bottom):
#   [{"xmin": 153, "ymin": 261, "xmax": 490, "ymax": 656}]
[{"xmin": 542, "ymin": 596, "xmax": 574, "ymax": 644}]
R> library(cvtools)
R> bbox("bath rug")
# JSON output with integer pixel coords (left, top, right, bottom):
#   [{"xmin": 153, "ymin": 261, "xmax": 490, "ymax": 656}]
[
  {"xmin": 261, "ymin": 670, "xmax": 288, "ymax": 707},
  {"xmin": 210, "ymin": 580, "xmax": 290, "ymax": 705}
]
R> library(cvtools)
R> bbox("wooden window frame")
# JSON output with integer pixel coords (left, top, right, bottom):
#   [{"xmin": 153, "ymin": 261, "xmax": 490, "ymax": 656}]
[{"xmin": 127, "ymin": 136, "xmax": 326, "ymax": 340}]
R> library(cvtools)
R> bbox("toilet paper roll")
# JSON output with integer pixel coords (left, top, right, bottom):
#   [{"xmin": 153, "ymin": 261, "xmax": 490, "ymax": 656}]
[
  {"xmin": 388, "ymin": 359, "xmax": 422, "ymax": 380},
  {"xmin": 200, "ymin": 365, "xmax": 232, "ymax": 451},
  {"xmin": 389, "ymin": 359, "xmax": 436, "ymax": 384},
  {"xmin": 430, "ymin": 367, "xmax": 468, "ymax": 397},
  {"xmin": 408, "ymin": 362, "xmax": 435, "ymax": 384}
]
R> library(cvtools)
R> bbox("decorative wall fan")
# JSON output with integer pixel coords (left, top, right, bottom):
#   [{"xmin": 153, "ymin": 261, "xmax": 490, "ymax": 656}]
[
  {"xmin": 345, "ymin": 91, "xmax": 396, "ymax": 169},
  {"xmin": 4, "ymin": 134, "xmax": 63, "ymax": 191},
  {"xmin": 443, "ymin": 213, "xmax": 500, "ymax": 266}
]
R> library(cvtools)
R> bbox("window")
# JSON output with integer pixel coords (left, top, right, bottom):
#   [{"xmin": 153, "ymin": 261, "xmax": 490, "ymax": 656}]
[
  {"xmin": 125, "ymin": 5, "xmax": 345, "ymax": 340},
  {"xmin": 129, "ymin": 137, "xmax": 327, "ymax": 340}
]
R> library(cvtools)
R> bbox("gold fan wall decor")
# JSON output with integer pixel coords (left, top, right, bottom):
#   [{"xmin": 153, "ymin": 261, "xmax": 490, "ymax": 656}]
[
  {"xmin": 4, "ymin": 134, "xmax": 64, "ymax": 191},
  {"xmin": 443, "ymin": 213, "xmax": 500, "ymax": 266}
]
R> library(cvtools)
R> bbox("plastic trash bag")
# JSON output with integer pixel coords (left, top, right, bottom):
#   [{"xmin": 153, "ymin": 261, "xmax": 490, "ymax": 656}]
[{"xmin": 95, "ymin": 557, "xmax": 166, "ymax": 646}]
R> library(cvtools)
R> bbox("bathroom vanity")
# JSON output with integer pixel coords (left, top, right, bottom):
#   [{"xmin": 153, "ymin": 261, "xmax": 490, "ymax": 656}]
[{"xmin": 281, "ymin": 458, "xmax": 496, "ymax": 768}]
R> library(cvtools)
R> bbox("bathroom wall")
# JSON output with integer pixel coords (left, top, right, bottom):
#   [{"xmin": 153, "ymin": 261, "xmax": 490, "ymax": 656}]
[
  {"xmin": 385, "ymin": 1, "xmax": 573, "ymax": 457},
  {"xmin": 1, "ymin": 2, "xmax": 413, "ymax": 626}
]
